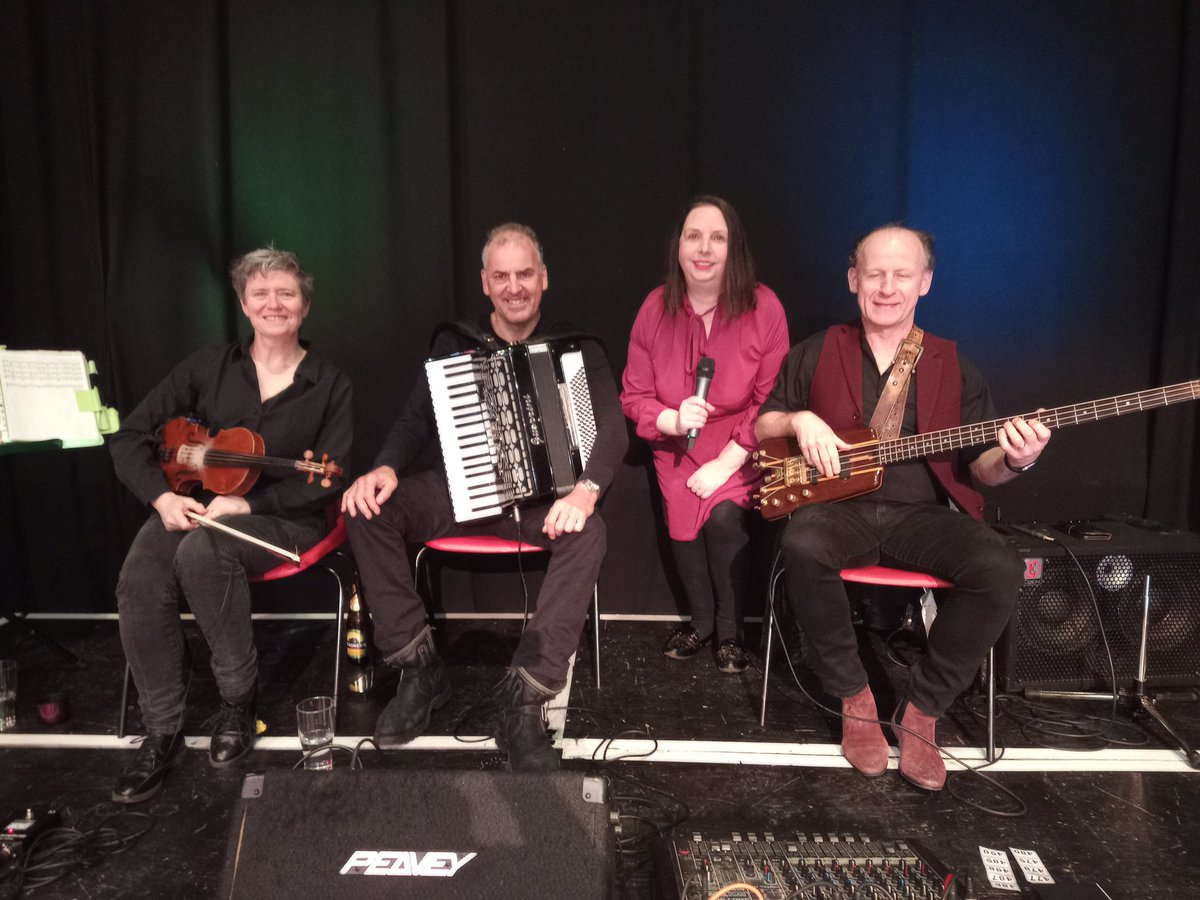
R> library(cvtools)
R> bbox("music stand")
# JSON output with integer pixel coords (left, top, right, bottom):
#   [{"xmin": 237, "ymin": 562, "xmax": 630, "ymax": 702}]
[
  {"xmin": 1032, "ymin": 575, "xmax": 1200, "ymax": 769},
  {"xmin": 1, "ymin": 348, "xmax": 119, "ymax": 668},
  {"xmin": 1, "ymin": 440, "xmax": 89, "ymax": 668}
]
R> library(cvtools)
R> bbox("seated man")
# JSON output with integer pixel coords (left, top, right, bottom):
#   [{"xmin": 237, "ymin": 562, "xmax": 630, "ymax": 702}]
[
  {"xmin": 342, "ymin": 223, "xmax": 626, "ymax": 770},
  {"xmin": 754, "ymin": 225, "xmax": 1050, "ymax": 790},
  {"xmin": 109, "ymin": 247, "xmax": 353, "ymax": 803}
]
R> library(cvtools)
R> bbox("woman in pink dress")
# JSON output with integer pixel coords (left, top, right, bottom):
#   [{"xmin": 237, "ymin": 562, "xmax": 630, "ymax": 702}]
[{"xmin": 621, "ymin": 196, "xmax": 789, "ymax": 672}]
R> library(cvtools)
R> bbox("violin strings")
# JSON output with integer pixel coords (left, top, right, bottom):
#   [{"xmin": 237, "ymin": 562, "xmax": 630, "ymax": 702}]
[{"xmin": 164, "ymin": 448, "xmax": 324, "ymax": 470}]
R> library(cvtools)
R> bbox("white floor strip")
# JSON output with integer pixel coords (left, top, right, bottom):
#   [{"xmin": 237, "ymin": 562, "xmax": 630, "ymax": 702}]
[
  {"xmin": 0, "ymin": 733, "xmax": 494, "ymax": 752},
  {"xmin": 5, "ymin": 730, "xmax": 1194, "ymax": 773},
  {"xmin": 559, "ymin": 737, "xmax": 1199, "ymax": 773}
]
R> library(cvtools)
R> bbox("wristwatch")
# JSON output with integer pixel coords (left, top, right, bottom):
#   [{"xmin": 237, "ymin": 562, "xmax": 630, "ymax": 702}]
[{"xmin": 577, "ymin": 478, "xmax": 602, "ymax": 493}]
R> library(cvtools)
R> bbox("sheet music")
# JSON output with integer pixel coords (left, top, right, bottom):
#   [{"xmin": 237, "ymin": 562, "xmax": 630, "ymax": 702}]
[{"xmin": 0, "ymin": 349, "xmax": 103, "ymax": 445}]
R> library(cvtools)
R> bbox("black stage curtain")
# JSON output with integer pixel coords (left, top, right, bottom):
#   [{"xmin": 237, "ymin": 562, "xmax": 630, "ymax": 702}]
[{"xmin": 2, "ymin": 1, "xmax": 1198, "ymax": 615}]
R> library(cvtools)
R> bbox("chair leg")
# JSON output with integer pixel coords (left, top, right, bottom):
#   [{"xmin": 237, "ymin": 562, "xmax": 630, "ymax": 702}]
[
  {"xmin": 324, "ymin": 563, "xmax": 347, "ymax": 718},
  {"xmin": 759, "ymin": 587, "xmax": 778, "ymax": 728},
  {"xmin": 986, "ymin": 646, "xmax": 997, "ymax": 762},
  {"xmin": 118, "ymin": 663, "xmax": 133, "ymax": 739},
  {"xmin": 413, "ymin": 545, "xmax": 430, "ymax": 605},
  {"xmin": 591, "ymin": 584, "xmax": 601, "ymax": 691}
]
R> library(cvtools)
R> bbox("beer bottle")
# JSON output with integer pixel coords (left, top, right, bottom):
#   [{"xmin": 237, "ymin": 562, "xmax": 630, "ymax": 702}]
[{"xmin": 344, "ymin": 583, "xmax": 371, "ymax": 665}]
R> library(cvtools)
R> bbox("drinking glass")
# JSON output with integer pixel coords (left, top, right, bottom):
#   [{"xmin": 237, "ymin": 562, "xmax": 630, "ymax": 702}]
[{"xmin": 295, "ymin": 695, "xmax": 335, "ymax": 770}]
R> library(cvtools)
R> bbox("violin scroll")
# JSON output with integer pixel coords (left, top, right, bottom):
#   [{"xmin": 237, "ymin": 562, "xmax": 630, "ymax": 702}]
[{"xmin": 301, "ymin": 450, "xmax": 344, "ymax": 489}]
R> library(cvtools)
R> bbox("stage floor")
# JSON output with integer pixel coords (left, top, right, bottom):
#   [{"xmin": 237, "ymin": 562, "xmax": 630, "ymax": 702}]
[{"xmin": 2, "ymin": 615, "xmax": 1199, "ymax": 898}]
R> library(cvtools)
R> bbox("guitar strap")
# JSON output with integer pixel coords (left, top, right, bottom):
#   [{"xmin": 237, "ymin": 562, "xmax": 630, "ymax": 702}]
[{"xmin": 868, "ymin": 326, "xmax": 924, "ymax": 441}]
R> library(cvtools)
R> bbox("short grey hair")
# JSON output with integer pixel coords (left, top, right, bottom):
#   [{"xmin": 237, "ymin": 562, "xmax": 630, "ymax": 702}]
[
  {"xmin": 481, "ymin": 223, "xmax": 545, "ymax": 269},
  {"xmin": 230, "ymin": 246, "xmax": 314, "ymax": 305}
]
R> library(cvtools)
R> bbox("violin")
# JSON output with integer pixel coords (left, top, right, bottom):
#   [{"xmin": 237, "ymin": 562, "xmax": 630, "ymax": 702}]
[{"xmin": 157, "ymin": 416, "xmax": 343, "ymax": 496}]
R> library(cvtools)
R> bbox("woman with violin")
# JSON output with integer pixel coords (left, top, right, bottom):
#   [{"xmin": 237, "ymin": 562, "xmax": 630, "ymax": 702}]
[{"xmin": 108, "ymin": 247, "xmax": 352, "ymax": 804}]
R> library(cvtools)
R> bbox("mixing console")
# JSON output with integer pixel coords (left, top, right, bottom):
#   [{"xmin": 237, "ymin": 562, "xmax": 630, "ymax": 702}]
[{"xmin": 672, "ymin": 830, "xmax": 951, "ymax": 899}]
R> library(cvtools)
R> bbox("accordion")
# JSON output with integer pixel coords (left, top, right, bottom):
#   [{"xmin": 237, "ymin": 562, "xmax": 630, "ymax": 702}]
[{"xmin": 425, "ymin": 339, "xmax": 597, "ymax": 523}]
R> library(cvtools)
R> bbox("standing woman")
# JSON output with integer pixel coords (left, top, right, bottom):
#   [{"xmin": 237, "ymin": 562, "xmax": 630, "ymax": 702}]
[{"xmin": 621, "ymin": 197, "xmax": 789, "ymax": 672}]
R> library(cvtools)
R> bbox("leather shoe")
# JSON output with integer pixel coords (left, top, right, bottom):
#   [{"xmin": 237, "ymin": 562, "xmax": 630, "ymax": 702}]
[
  {"xmin": 112, "ymin": 731, "xmax": 185, "ymax": 804},
  {"xmin": 892, "ymin": 699, "xmax": 946, "ymax": 790},
  {"xmin": 209, "ymin": 700, "xmax": 256, "ymax": 768},
  {"xmin": 663, "ymin": 626, "xmax": 710, "ymax": 660},
  {"xmin": 494, "ymin": 669, "xmax": 560, "ymax": 771},
  {"xmin": 715, "ymin": 639, "xmax": 749, "ymax": 674},
  {"xmin": 375, "ymin": 628, "xmax": 452, "ymax": 748},
  {"xmin": 840, "ymin": 686, "xmax": 889, "ymax": 777}
]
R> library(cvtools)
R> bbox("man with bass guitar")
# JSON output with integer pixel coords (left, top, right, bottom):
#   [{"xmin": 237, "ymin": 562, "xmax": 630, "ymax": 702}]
[
  {"xmin": 754, "ymin": 225, "xmax": 1050, "ymax": 791},
  {"xmin": 108, "ymin": 247, "xmax": 352, "ymax": 804}
]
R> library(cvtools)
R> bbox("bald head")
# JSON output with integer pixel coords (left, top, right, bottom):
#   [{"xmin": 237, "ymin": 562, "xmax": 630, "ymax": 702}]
[{"xmin": 849, "ymin": 225, "xmax": 935, "ymax": 272}]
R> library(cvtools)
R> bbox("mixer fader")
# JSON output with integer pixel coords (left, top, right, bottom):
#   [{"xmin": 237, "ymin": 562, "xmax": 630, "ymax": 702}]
[{"xmin": 672, "ymin": 829, "xmax": 951, "ymax": 899}]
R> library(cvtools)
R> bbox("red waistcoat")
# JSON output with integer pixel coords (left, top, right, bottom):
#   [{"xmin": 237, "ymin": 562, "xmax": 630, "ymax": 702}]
[{"xmin": 807, "ymin": 322, "xmax": 985, "ymax": 520}]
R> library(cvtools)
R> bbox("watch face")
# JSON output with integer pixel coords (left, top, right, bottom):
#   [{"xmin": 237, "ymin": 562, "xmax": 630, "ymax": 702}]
[{"xmin": 580, "ymin": 479, "xmax": 601, "ymax": 492}]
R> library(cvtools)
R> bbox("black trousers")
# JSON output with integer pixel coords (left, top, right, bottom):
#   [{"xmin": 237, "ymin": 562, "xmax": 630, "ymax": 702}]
[
  {"xmin": 116, "ymin": 513, "xmax": 326, "ymax": 734},
  {"xmin": 779, "ymin": 499, "xmax": 1021, "ymax": 716},
  {"xmin": 345, "ymin": 469, "xmax": 605, "ymax": 690},
  {"xmin": 669, "ymin": 500, "xmax": 751, "ymax": 644}
]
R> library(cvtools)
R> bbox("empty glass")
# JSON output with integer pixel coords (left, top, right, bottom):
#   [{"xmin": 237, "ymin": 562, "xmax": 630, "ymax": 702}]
[{"xmin": 295, "ymin": 695, "xmax": 335, "ymax": 770}]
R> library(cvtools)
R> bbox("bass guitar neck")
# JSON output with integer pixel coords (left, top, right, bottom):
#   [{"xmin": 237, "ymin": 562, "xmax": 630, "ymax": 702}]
[{"xmin": 752, "ymin": 378, "xmax": 1200, "ymax": 521}]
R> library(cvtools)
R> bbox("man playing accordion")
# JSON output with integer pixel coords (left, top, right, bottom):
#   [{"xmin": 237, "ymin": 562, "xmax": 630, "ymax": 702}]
[{"xmin": 342, "ymin": 223, "xmax": 626, "ymax": 770}]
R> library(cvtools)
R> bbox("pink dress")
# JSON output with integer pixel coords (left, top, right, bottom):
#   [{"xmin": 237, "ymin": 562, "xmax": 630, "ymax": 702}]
[{"xmin": 621, "ymin": 284, "xmax": 790, "ymax": 540}]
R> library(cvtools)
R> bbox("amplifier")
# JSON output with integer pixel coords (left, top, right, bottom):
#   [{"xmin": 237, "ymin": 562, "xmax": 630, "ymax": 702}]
[
  {"xmin": 219, "ymin": 769, "xmax": 613, "ymax": 899},
  {"xmin": 994, "ymin": 520, "xmax": 1200, "ymax": 692}
]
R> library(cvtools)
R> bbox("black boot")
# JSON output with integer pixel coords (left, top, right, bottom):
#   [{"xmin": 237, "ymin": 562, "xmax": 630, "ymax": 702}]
[
  {"xmin": 112, "ymin": 731, "xmax": 185, "ymax": 804},
  {"xmin": 374, "ymin": 627, "xmax": 451, "ymax": 748},
  {"xmin": 209, "ymin": 696, "xmax": 257, "ymax": 768},
  {"xmin": 494, "ymin": 668, "xmax": 560, "ymax": 771}
]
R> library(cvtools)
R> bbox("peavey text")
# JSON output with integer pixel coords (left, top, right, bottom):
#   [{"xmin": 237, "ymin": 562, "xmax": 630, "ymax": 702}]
[{"xmin": 340, "ymin": 850, "xmax": 478, "ymax": 877}]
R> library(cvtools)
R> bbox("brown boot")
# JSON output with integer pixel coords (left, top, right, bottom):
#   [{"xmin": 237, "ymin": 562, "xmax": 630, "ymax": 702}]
[
  {"xmin": 840, "ymin": 686, "xmax": 889, "ymax": 776},
  {"xmin": 893, "ymin": 700, "xmax": 946, "ymax": 791}
]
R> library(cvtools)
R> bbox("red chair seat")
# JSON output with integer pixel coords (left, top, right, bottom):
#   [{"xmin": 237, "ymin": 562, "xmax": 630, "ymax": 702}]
[
  {"xmin": 839, "ymin": 565, "xmax": 953, "ymax": 590},
  {"xmin": 423, "ymin": 535, "xmax": 543, "ymax": 555},
  {"xmin": 251, "ymin": 515, "xmax": 349, "ymax": 582}
]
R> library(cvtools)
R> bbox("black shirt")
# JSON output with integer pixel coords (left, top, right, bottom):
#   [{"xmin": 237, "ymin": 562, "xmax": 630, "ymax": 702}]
[
  {"xmin": 760, "ymin": 327, "xmax": 997, "ymax": 506},
  {"xmin": 110, "ymin": 334, "xmax": 354, "ymax": 520},
  {"xmin": 374, "ymin": 314, "xmax": 627, "ymax": 493}
]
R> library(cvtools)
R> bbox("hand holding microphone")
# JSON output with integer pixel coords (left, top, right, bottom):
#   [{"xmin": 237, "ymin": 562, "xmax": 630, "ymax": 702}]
[{"xmin": 685, "ymin": 357, "xmax": 716, "ymax": 449}]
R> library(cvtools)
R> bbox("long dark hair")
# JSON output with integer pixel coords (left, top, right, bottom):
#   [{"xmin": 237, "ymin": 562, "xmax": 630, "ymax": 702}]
[{"xmin": 662, "ymin": 195, "xmax": 757, "ymax": 317}]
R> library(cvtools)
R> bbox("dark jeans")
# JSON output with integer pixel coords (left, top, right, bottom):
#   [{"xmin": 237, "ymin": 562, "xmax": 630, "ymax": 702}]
[
  {"xmin": 669, "ymin": 500, "xmax": 751, "ymax": 644},
  {"xmin": 345, "ymin": 469, "xmax": 606, "ymax": 691},
  {"xmin": 116, "ymin": 512, "xmax": 326, "ymax": 734},
  {"xmin": 779, "ymin": 499, "xmax": 1021, "ymax": 716}
]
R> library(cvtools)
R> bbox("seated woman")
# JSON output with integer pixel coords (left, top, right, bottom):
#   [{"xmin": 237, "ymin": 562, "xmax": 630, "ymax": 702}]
[
  {"xmin": 621, "ymin": 196, "xmax": 789, "ymax": 672},
  {"xmin": 108, "ymin": 247, "xmax": 352, "ymax": 803}
]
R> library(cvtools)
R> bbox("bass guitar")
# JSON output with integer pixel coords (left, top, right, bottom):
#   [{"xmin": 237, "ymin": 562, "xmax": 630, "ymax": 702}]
[{"xmin": 752, "ymin": 379, "xmax": 1200, "ymax": 521}]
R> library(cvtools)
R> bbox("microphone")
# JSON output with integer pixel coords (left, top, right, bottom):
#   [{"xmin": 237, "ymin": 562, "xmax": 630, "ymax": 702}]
[{"xmin": 686, "ymin": 356, "xmax": 716, "ymax": 450}]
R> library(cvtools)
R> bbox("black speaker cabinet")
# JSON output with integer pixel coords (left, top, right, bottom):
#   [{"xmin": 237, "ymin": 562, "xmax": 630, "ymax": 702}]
[
  {"xmin": 995, "ymin": 520, "xmax": 1200, "ymax": 692},
  {"xmin": 218, "ymin": 768, "xmax": 613, "ymax": 899}
]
